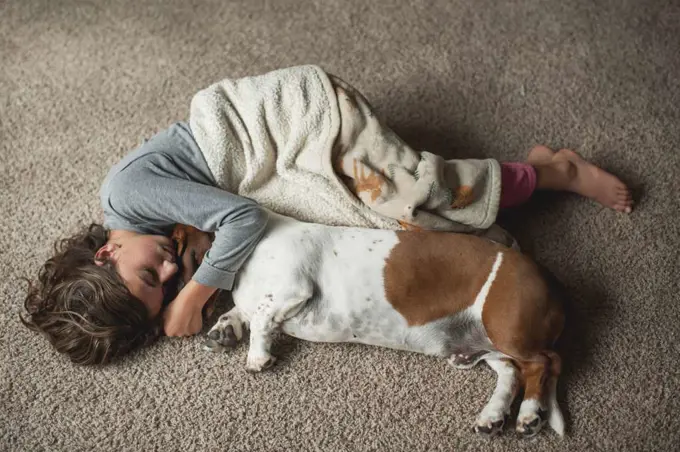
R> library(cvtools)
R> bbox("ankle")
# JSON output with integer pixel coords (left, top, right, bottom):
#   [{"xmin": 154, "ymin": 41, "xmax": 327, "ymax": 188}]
[{"xmin": 534, "ymin": 160, "xmax": 578, "ymax": 191}]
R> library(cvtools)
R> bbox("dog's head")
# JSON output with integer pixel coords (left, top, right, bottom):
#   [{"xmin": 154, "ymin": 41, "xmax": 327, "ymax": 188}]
[{"xmin": 164, "ymin": 224, "xmax": 218, "ymax": 317}]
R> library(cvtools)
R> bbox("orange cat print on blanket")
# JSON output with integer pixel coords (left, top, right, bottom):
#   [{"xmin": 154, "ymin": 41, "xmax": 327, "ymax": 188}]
[
  {"xmin": 351, "ymin": 159, "xmax": 387, "ymax": 202},
  {"xmin": 450, "ymin": 185, "xmax": 475, "ymax": 209}
]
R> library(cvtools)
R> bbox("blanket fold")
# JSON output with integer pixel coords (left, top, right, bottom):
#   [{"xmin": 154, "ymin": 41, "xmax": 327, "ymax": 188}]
[{"xmin": 190, "ymin": 65, "xmax": 503, "ymax": 235}]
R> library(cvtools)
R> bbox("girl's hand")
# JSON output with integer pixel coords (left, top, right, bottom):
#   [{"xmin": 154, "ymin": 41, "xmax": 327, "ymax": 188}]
[{"xmin": 163, "ymin": 280, "xmax": 217, "ymax": 337}]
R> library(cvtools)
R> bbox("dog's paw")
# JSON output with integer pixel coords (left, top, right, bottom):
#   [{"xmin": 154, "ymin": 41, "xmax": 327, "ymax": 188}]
[
  {"xmin": 203, "ymin": 312, "xmax": 246, "ymax": 352},
  {"xmin": 206, "ymin": 324, "xmax": 239, "ymax": 348},
  {"xmin": 245, "ymin": 353, "xmax": 277, "ymax": 373},
  {"xmin": 516, "ymin": 400, "xmax": 547, "ymax": 438},
  {"xmin": 202, "ymin": 338, "xmax": 224, "ymax": 353},
  {"xmin": 473, "ymin": 413, "xmax": 506, "ymax": 437}
]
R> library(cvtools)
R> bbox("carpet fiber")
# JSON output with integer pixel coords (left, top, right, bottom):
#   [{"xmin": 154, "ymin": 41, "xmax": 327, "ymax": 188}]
[{"xmin": 2, "ymin": 1, "xmax": 679, "ymax": 450}]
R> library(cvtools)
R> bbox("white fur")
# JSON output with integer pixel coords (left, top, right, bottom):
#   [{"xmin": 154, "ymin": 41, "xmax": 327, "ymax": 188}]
[
  {"xmin": 474, "ymin": 358, "xmax": 519, "ymax": 435},
  {"xmin": 547, "ymin": 374, "xmax": 566, "ymax": 436},
  {"xmin": 468, "ymin": 251, "xmax": 504, "ymax": 320},
  {"xmin": 516, "ymin": 398, "xmax": 546, "ymax": 437}
]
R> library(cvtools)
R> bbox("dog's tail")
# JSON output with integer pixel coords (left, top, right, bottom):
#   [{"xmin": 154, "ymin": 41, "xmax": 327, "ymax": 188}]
[
  {"xmin": 544, "ymin": 350, "xmax": 565, "ymax": 436},
  {"xmin": 537, "ymin": 264, "xmax": 567, "ymax": 436}
]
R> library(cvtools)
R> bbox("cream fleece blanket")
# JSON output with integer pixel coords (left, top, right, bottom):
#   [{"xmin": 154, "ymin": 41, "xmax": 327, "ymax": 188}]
[{"xmin": 189, "ymin": 65, "xmax": 504, "ymax": 237}]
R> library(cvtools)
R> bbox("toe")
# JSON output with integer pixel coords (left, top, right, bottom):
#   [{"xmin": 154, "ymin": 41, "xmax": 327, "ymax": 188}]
[
  {"xmin": 263, "ymin": 356, "xmax": 277, "ymax": 369},
  {"xmin": 473, "ymin": 424, "xmax": 495, "ymax": 436},
  {"xmin": 202, "ymin": 339, "xmax": 224, "ymax": 352},
  {"xmin": 474, "ymin": 413, "xmax": 507, "ymax": 437},
  {"xmin": 516, "ymin": 408, "xmax": 548, "ymax": 438},
  {"xmin": 207, "ymin": 329, "xmax": 221, "ymax": 341},
  {"xmin": 221, "ymin": 327, "xmax": 238, "ymax": 347},
  {"xmin": 614, "ymin": 198, "xmax": 634, "ymax": 213},
  {"xmin": 246, "ymin": 354, "xmax": 277, "ymax": 373},
  {"xmin": 473, "ymin": 418, "xmax": 505, "ymax": 437}
]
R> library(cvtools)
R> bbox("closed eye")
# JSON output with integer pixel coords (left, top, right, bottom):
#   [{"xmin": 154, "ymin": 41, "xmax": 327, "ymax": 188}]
[{"xmin": 142, "ymin": 268, "xmax": 159, "ymax": 287}]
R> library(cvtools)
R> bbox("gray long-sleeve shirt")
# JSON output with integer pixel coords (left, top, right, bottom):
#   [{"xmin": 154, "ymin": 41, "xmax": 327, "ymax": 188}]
[{"xmin": 100, "ymin": 122, "xmax": 268, "ymax": 290}]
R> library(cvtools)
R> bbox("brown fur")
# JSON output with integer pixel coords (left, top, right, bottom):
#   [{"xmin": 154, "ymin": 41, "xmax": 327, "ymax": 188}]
[
  {"xmin": 518, "ymin": 360, "xmax": 549, "ymax": 401},
  {"xmin": 396, "ymin": 220, "xmax": 423, "ymax": 231},
  {"xmin": 482, "ymin": 251, "xmax": 564, "ymax": 359},
  {"xmin": 383, "ymin": 231, "xmax": 506, "ymax": 326}
]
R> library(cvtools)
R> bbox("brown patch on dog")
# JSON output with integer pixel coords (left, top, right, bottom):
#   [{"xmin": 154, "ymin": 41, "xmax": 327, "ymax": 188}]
[
  {"xmin": 171, "ymin": 224, "xmax": 203, "ymax": 258},
  {"xmin": 481, "ymin": 252, "xmax": 565, "ymax": 359},
  {"xmin": 518, "ymin": 359, "xmax": 549, "ymax": 401},
  {"xmin": 383, "ymin": 231, "xmax": 504, "ymax": 326},
  {"xmin": 397, "ymin": 220, "xmax": 423, "ymax": 231},
  {"xmin": 352, "ymin": 159, "xmax": 386, "ymax": 202},
  {"xmin": 451, "ymin": 185, "xmax": 475, "ymax": 209}
]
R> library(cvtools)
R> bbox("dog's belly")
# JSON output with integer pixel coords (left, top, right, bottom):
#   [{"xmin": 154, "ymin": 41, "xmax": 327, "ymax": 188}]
[{"xmin": 281, "ymin": 305, "xmax": 472, "ymax": 357}]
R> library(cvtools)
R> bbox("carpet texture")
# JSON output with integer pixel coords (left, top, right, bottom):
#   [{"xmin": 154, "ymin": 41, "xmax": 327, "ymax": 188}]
[{"xmin": 2, "ymin": 0, "xmax": 679, "ymax": 450}]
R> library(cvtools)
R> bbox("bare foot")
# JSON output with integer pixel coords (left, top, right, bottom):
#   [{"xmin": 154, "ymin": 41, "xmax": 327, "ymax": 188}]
[
  {"xmin": 527, "ymin": 145, "xmax": 556, "ymax": 165},
  {"xmin": 554, "ymin": 149, "xmax": 633, "ymax": 213}
]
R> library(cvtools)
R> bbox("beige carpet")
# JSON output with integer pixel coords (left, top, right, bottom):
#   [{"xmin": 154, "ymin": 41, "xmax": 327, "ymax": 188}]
[{"xmin": 2, "ymin": 0, "xmax": 679, "ymax": 450}]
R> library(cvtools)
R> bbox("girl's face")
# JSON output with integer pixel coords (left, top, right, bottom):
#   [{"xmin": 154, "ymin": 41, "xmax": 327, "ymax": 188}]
[{"xmin": 96, "ymin": 234, "xmax": 178, "ymax": 317}]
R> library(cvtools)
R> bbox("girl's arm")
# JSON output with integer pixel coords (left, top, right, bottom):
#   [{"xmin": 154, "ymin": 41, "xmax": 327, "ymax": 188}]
[
  {"xmin": 105, "ymin": 153, "xmax": 269, "ymax": 292},
  {"xmin": 163, "ymin": 280, "xmax": 217, "ymax": 337}
]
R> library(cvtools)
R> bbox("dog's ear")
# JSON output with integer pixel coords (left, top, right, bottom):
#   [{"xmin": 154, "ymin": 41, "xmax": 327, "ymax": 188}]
[
  {"xmin": 171, "ymin": 224, "xmax": 189, "ymax": 257},
  {"xmin": 170, "ymin": 224, "xmax": 219, "ymax": 320}
]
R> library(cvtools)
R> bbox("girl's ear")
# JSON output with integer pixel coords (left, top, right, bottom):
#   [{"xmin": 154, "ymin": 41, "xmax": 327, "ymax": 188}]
[{"xmin": 94, "ymin": 243, "xmax": 118, "ymax": 266}]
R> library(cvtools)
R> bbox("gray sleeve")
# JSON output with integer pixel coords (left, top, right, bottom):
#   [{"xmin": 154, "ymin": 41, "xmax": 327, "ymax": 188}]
[{"xmin": 106, "ymin": 162, "xmax": 268, "ymax": 290}]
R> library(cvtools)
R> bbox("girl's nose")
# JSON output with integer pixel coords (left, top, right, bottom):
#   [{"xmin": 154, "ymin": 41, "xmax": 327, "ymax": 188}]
[{"xmin": 160, "ymin": 259, "xmax": 178, "ymax": 283}]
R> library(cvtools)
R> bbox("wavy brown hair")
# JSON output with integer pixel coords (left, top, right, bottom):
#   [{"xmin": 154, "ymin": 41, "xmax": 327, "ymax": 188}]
[{"xmin": 21, "ymin": 224, "xmax": 161, "ymax": 365}]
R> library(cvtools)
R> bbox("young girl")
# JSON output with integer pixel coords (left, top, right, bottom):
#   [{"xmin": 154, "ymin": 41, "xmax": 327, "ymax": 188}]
[{"xmin": 22, "ymin": 66, "xmax": 632, "ymax": 365}]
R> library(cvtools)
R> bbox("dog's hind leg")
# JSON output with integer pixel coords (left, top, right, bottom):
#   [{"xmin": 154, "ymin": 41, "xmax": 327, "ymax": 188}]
[
  {"xmin": 473, "ymin": 358, "xmax": 520, "ymax": 437},
  {"xmin": 515, "ymin": 351, "xmax": 564, "ymax": 437},
  {"xmin": 245, "ymin": 282, "xmax": 313, "ymax": 373}
]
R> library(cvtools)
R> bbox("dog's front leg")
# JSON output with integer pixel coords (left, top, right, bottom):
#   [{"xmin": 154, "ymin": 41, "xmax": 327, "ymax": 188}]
[
  {"xmin": 246, "ymin": 301, "xmax": 278, "ymax": 372},
  {"xmin": 246, "ymin": 290, "xmax": 311, "ymax": 373}
]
